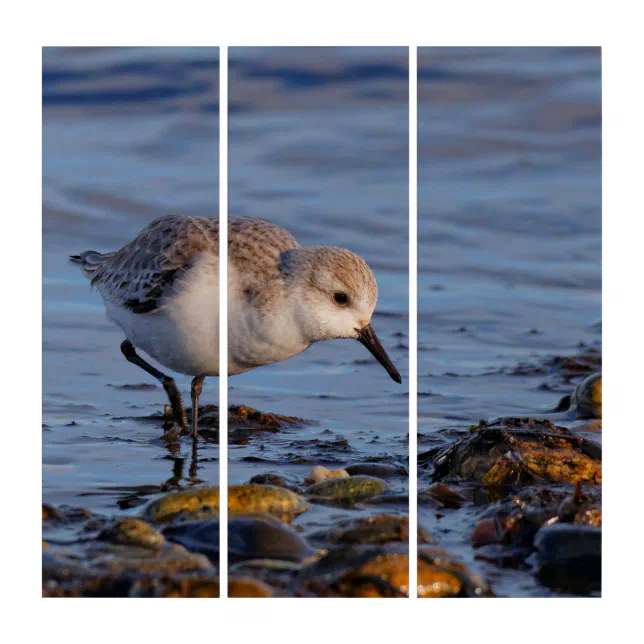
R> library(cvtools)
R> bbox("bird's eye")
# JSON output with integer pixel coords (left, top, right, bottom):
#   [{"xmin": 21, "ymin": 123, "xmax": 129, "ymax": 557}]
[{"xmin": 333, "ymin": 292, "xmax": 349, "ymax": 306}]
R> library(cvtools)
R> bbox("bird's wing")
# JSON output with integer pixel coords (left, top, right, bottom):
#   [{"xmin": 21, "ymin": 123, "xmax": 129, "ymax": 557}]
[
  {"xmin": 228, "ymin": 217, "xmax": 301, "ymax": 311},
  {"xmin": 91, "ymin": 215, "xmax": 219, "ymax": 313}
]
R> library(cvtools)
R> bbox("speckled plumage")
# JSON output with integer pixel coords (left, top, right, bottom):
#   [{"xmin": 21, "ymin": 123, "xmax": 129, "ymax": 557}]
[{"xmin": 71, "ymin": 214, "xmax": 396, "ymax": 383}]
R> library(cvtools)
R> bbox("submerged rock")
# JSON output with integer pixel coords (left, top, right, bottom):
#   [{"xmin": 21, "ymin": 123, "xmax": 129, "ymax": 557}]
[{"xmin": 433, "ymin": 419, "xmax": 601, "ymax": 485}]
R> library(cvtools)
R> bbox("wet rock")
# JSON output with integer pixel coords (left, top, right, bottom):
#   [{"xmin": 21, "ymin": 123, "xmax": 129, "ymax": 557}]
[
  {"xmin": 156, "ymin": 577, "xmax": 220, "ymax": 598},
  {"xmin": 228, "ymin": 576, "xmax": 273, "ymax": 598},
  {"xmin": 342, "ymin": 552, "xmax": 410, "ymax": 597},
  {"xmin": 571, "ymin": 373, "xmax": 602, "ymax": 419},
  {"xmin": 249, "ymin": 473, "xmax": 287, "ymax": 487},
  {"xmin": 433, "ymin": 419, "xmax": 601, "ymax": 485},
  {"xmin": 228, "ymin": 484, "xmax": 309, "ymax": 522},
  {"xmin": 361, "ymin": 493, "xmax": 409, "ymax": 508},
  {"xmin": 42, "ymin": 503, "xmax": 65, "ymax": 521},
  {"xmin": 230, "ymin": 516, "xmax": 313, "ymax": 563},
  {"xmin": 534, "ymin": 523, "xmax": 601, "ymax": 595},
  {"xmin": 86, "ymin": 542, "xmax": 214, "ymax": 576},
  {"xmin": 162, "ymin": 520, "xmax": 219, "ymax": 562},
  {"xmin": 228, "ymin": 405, "xmax": 308, "ymax": 429},
  {"xmin": 345, "ymin": 463, "xmax": 408, "ymax": 478},
  {"xmin": 467, "ymin": 484, "xmax": 601, "ymax": 572},
  {"xmin": 163, "ymin": 516, "xmax": 313, "ymax": 564},
  {"xmin": 98, "ymin": 518, "xmax": 166, "ymax": 549},
  {"xmin": 422, "ymin": 483, "xmax": 467, "ymax": 509},
  {"xmin": 42, "ymin": 504, "xmax": 92, "ymax": 523},
  {"xmin": 471, "ymin": 518, "xmax": 500, "ymax": 548},
  {"xmin": 307, "ymin": 515, "xmax": 431, "ymax": 547},
  {"xmin": 145, "ymin": 484, "xmax": 308, "ymax": 525},
  {"xmin": 418, "ymin": 547, "xmax": 491, "ymax": 597},
  {"xmin": 306, "ymin": 476, "xmax": 391, "ymax": 505},
  {"xmin": 297, "ymin": 545, "xmax": 410, "ymax": 597},
  {"xmin": 557, "ymin": 482, "xmax": 602, "ymax": 526},
  {"xmin": 144, "ymin": 487, "xmax": 220, "ymax": 523}
]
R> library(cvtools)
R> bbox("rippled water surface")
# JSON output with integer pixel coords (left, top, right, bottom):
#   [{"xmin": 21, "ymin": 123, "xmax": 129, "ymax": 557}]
[
  {"xmin": 43, "ymin": 47, "xmax": 220, "ymax": 514},
  {"xmin": 418, "ymin": 47, "xmax": 601, "ymax": 597},
  {"xmin": 227, "ymin": 48, "xmax": 409, "ymax": 520}
]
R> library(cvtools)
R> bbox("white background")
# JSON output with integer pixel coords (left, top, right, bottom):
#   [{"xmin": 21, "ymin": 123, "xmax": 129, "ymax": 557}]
[{"xmin": 3, "ymin": 0, "xmax": 639, "ymax": 641}]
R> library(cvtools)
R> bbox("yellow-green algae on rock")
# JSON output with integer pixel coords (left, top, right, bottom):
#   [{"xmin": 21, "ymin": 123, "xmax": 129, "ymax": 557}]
[
  {"xmin": 98, "ymin": 518, "xmax": 166, "ymax": 549},
  {"xmin": 144, "ymin": 484, "xmax": 308, "ymax": 524},
  {"xmin": 228, "ymin": 484, "xmax": 309, "ymax": 522},
  {"xmin": 144, "ymin": 487, "xmax": 221, "ymax": 523},
  {"xmin": 306, "ymin": 475, "xmax": 391, "ymax": 502},
  {"xmin": 572, "ymin": 373, "xmax": 602, "ymax": 419}
]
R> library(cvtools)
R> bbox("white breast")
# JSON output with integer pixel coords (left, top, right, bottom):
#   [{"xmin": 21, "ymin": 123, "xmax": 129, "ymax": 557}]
[
  {"xmin": 227, "ymin": 264, "xmax": 310, "ymax": 375},
  {"xmin": 104, "ymin": 253, "xmax": 220, "ymax": 376}
]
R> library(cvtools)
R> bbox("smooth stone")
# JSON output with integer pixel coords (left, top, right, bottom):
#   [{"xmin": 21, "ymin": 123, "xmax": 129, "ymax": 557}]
[
  {"xmin": 306, "ymin": 476, "xmax": 391, "ymax": 502},
  {"xmin": 534, "ymin": 523, "xmax": 601, "ymax": 594},
  {"xmin": 144, "ymin": 487, "xmax": 220, "ymax": 523},
  {"xmin": 228, "ymin": 484, "xmax": 309, "ymax": 522},
  {"xmin": 345, "ymin": 463, "xmax": 407, "ymax": 478},
  {"xmin": 144, "ymin": 484, "xmax": 308, "ymax": 524},
  {"xmin": 572, "ymin": 373, "xmax": 602, "ymax": 419},
  {"xmin": 157, "ymin": 578, "xmax": 220, "ymax": 598},
  {"xmin": 229, "ymin": 576, "xmax": 273, "ymax": 598},
  {"xmin": 418, "ymin": 547, "xmax": 490, "ymax": 598},
  {"xmin": 163, "ymin": 515, "xmax": 313, "ymax": 564}
]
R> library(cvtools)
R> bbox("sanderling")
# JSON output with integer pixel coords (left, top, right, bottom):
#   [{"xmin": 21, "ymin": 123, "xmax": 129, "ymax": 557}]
[{"xmin": 70, "ymin": 215, "xmax": 401, "ymax": 438}]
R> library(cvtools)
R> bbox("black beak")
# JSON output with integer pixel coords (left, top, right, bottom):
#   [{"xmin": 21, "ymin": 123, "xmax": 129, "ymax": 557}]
[{"xmin": 356, "ymin": 324, "xmax": 402, "ymax": 384}]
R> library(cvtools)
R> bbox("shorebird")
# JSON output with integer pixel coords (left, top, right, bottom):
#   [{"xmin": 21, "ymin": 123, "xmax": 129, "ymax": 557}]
[{"xmin": 70, "ymin": 215, "xmax": 402, "ymax": 438}]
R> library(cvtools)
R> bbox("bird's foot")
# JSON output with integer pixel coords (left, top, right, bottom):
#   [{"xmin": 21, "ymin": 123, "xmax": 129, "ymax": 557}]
[{"xmin": 158, "ymin": 423, "xmax": 184, "ymax": 443}]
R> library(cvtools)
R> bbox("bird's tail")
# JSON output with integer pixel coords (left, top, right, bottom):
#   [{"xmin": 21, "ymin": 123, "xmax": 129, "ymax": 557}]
[{"xmin": 69, "ymin": 250, "xmax": 115, "ymax": 280}]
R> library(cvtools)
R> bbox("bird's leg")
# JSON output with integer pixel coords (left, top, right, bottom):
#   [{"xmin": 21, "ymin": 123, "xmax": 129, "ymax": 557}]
[
  {"xmin": 120, "ymin": 340, "xmax": 188, "ymax": 432},
  {"xmin": 190, "ymin": 375, "xmax": 206, "ymax": 438}
]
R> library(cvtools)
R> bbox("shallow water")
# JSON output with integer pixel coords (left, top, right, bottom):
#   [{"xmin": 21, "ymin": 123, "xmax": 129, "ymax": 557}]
[
  {"xmin": 417, "ymin": 47, "xmax": 601, "ymax": 597},
  {"xmin": 42, "ymin": 47, "xmax": 220, "ymax": 514},
  {"xmin": 227, "ymin": 47, "xmax": 410, "ymax": 531}
]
